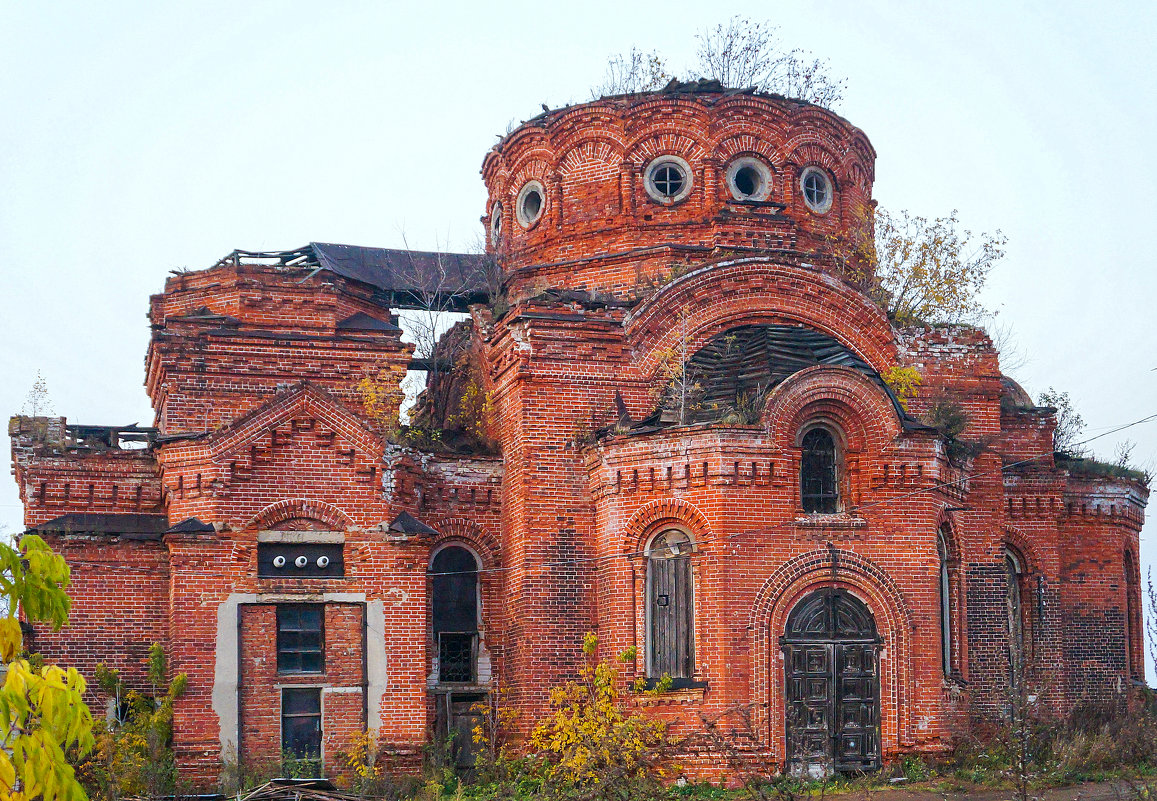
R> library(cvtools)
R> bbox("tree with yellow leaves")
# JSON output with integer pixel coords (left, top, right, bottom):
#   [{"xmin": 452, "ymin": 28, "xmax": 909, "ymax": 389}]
[
  {"xmin": 528, "ymin": 633, "xmax": 672, "ymax": 801},
  {"xmin": 830, "ymin": 204, "xmax": 1006, "ymax": 326},
  {"xmin": 0, "ymin": 534, "xmax": 94, "ymax": 801}
]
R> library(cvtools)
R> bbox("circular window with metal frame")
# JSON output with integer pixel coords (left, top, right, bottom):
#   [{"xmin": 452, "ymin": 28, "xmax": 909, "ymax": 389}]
[
  {"xmin": 726, "ymin": 156, "xmax": 773, "ymax": 201},
  {"xmin": 800, "ymin": 166, "xmax": 834, "ymax": 214},
  {"xmin": 516, "ymin": 181, "xmax": 545, "ymax": 228},
  {"xmin": 644, "ymin": 156, "xmax": 693, "ymax": 205}
]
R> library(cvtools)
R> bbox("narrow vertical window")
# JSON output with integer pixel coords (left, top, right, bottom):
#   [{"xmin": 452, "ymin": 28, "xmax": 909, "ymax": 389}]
[
  {"xmin": 647, "ymin": 529, "xmax": 694, "ymax": 681},
  {"xmin": 1004, "ymin": 548, "xmax": 1026, "ymax": 681},
  {"xmin": 281, "ymin": 687, "xmax": 322, "ymax": 773},
  {"xmin": 1125, "ymin": 549, "xmax": 1138, "ymax": 679},
  {"xmin": 431, "ymin": 545, "xmax": 480, "ymax": 683},
  {"xmin": 277, "ymin": 605, "xmax": 324, "ymax": 674},
  {"xmin": 801, "ymin": 427, "xmax": 839, "ymax": 513},
  {"xmin": 938, "ymin": 528, "xmax": 953, "ymax": 676}
]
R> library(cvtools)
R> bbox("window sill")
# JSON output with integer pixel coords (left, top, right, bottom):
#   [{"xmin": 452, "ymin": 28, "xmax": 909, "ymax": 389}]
[
  {"xmin": 634, "ymin": 685, "xmax": 708, "ymax": 706},
  {"xmin": 792, "ymin": 513, "xmax": 866, "ymax": 530},
  {"xmin": 427, "ymin": 682, "xmax": 490, "ymax": 694}
]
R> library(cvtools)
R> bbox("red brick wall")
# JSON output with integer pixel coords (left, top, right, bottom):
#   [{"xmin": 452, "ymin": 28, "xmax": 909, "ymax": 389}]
[{"xmin": 27, "ymin": 536, "xmax": 169, "ymax": 703}]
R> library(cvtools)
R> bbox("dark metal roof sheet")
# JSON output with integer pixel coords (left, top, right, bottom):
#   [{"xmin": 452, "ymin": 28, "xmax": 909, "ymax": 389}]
[
  {"xmin": 336, "ymin": 312, "xmax": 401, "ymax": 332},
  {"xmin": 165, "ymin": 517, "xmax": 214, "ymax": 534},
  {"xmin": 387, "ymin": 511, "xmax": 440, "ymax": 537},
  {"xmin": 684, "ymin": 324, "xmax": 919, "ymax": 425},
  {"xmin": 218, "ymin": 243, "xmax": 491, "ymax": 311},
  {"xmin": 33, "ymin": 513, "xmax": 169, "ymax": 539}
]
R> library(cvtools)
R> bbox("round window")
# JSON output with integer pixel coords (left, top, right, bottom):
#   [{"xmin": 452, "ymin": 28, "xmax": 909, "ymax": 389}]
[
  {"xmin": 490, "ymin": 202, "xmax": 503, "ymax": 242},
  {"xmin": 516, "ymin": 181, "xmax": 545, "ymax": 228},
  {"xmin": 644, "ymin": 156, "xmax": 693, "ymax": 205},
  {"xmin": 726, "ymin": 157, "xmax": 773, "ymax": 201},
  {"xmin": 800, "ymin": 167, "xmax": 833, "ymax": 213}
]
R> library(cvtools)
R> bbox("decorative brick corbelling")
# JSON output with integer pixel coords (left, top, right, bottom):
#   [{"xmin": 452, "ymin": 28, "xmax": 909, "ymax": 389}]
[{"xmin": 204, "ymin": 384, "xmax": 381, "ymax": 462}]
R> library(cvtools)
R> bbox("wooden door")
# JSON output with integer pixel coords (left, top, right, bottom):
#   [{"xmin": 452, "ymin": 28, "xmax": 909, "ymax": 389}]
[
  {"xmin": 783, "ymin": 589, "xmax": 880, "ymax": 775},
  {"xmin": 648, "ymin": 541, "xmax": 693, "ymax": 679}
]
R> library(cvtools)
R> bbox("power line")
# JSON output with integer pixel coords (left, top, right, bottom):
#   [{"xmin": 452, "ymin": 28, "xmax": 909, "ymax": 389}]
[{"xmin": 46, "ymin": 409, "xmax": 1157, "ymax": 580}]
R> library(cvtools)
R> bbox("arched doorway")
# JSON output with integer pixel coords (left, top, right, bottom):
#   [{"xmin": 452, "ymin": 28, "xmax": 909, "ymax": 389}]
[{"xmin": 782, "ymin": 588, "xmax": 881, "ymax": 776}]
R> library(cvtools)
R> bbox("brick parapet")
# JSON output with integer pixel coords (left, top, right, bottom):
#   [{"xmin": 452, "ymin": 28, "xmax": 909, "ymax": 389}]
[{"xmin": 10, "ymin": 416, "xmax": 164, "ymax": 527}]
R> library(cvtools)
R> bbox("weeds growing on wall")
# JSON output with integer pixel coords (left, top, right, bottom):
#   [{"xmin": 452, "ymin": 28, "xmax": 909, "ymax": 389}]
[{"xmin": 79, "ymin": 644, "xmax": 187, "ymax": 801}]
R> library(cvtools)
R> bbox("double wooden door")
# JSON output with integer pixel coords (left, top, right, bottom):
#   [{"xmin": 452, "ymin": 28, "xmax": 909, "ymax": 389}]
[{"xmin": 783, "ymin": 589, "xmax": 881, "ymax": 775}]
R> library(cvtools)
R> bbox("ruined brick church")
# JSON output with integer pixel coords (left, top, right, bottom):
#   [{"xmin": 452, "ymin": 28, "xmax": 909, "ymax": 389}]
[{"xmin": 10, "ymin": 85, "xmax": 1149, "ymax": 783}]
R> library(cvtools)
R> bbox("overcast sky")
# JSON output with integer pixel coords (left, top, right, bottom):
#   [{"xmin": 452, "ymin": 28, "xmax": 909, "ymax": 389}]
[{"xmin": 2, "ymin": 1, "xmax": 1155, "ymax": 673}]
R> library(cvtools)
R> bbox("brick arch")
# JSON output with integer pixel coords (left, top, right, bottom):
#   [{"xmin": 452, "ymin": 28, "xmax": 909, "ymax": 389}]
[
  {"xmin": 620, "ymin": 497, "xmax": 712, "ymax": 555},
  {"xmin": 713, "ymin": 132, "xmax": 781, "ymax": 165},
  {"xmin": 556, "ymin": 137, "xmax": 624, "ymax": 175},
  {"xmin": 628, "ymin": 259, "xmax": 897, "ymax": 378},
  {"xmin": 245, "ymin": 498, "xmax": 353, "ymax": 532},
  {"xmin": 782, "ymin": 140, "xmax": 843, "ymax": 178},
  {"xmin": 505, "ymin": 153, "xmax": 554, "ymax": 190},
  {"xmin": 750, "ymin": 547, "xmax": 916, "ymax": 758},
  {"xmin": 1003, "ymin": 526, "xmax": 1041, "ymax": 575},
  {"xmin": 624, "ymin": 130, "xmax": 710, "ymax": 164},
  {"xmin": 428, "ymin": 517, "xmax": 502, "ymax": 570},
  {"xmin": 763, "ymin": 365, "xmax": 902, "ymax": 453}
]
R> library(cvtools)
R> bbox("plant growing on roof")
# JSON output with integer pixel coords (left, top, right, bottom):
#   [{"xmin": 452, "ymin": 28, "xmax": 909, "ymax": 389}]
[
  {"xmin": 882, "ymin": 366, "xmax": 922, "ymax": 411},
  {"xmin": 1037, "ymin": 388, "xmax": 1086, "ymax": 458},
  {"xmin": 828, "ymin": 203, "xmax": 1006, "ymax": 326},
  {"xmin": 652, "ymin": 308, "xmax": 704, "ymax": 426}
]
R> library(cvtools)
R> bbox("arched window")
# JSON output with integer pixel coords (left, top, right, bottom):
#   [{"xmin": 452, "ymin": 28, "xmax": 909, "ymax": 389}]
[
  {"xmin": 1003, "ymin": 547, "xmax": 1027, "ymax": 680},
  {"xmin": 646, "ymin": 529, "xmax": 694, "ymax": 681},
  {"xmin": 801, "ymin": 427, "xmax": 839, "ymax": 513},
  {"xmin": 1125, "ymin": 549, "xmax": 1139, "ymax": 679},
  {"xmin": 937, "ymin": 527, "xmax": 953, "ymax": 676},
  {"xmin": 430, "ymin": 545, "xmax": 480, "ymax": 683}
]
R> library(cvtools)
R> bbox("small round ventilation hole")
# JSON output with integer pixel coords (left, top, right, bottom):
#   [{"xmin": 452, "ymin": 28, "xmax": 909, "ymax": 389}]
[
  {"xmin": 735, "ymin": 167, "xmax": 758, "ymax": 196},
  {"xmin": 294, "ymin": 555, "xmax": 308, "ymax": 568},
  {"xmin": 726, "ymin": 157, "xmax": 772, "ymax": 201},
  {"xmin": 272, "ymin": 555, "xmax": 286, "ymax": 568},
  {"xmin": 316, "ymin": 555, "xmax": 330, "ymax": 569},
  {"xmin": 516, "ymin": 181, "xmax": 545, "ymax": 228}
]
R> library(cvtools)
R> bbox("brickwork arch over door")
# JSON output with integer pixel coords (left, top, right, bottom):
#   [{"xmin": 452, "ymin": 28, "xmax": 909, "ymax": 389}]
[{"xmin": 782, "ymin": 589, "xmax": 881, "ymax": 776}]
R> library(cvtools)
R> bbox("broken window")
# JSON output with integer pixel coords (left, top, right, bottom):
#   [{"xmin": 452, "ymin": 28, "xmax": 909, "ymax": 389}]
[
  {"xmin": 938, "ymin": 527, "xmax": 953, "ymax": 676},
  {"xmin": 431, "ymin": 545, "xmax": 480, "ymax": 683},
  {"xmin": 801, "ymin": 427, "xmax": 839, "ymax": 513},
  {"xmin": 647, "ymin": 529, "xmax": 694, "ymax": 680},
  {"xmin": 1004, "ymin": 547, "xmax": 1028, "ymax": 683},
  {"xmin": 277, "ymin": 605, "xmax": 324, "ymax": 674},
  {"xmin": 281, "ymin": 687, "xmax": 322, "ymax": 773},
  {"xmin": 1125, "ymin": 548, "xmax": 1139, "ymax": 679}
]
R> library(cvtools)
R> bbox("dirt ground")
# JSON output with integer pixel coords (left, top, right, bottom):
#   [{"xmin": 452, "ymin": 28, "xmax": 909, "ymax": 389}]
[{"xmin": 837, "ymin": 781, "xmax": 1140, "ymax": 801}]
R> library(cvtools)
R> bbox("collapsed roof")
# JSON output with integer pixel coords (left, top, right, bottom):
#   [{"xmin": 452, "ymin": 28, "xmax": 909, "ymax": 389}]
[{"xmin": 216, "ymin": 242, "xmax": 491, "ymax": 311}]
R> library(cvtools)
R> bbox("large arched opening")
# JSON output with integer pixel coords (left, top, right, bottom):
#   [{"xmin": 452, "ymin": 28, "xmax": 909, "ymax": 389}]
[{"xmin": 783, "ymin": 588, "xmax": 881, "ymax": 776}]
